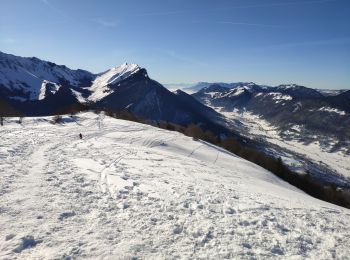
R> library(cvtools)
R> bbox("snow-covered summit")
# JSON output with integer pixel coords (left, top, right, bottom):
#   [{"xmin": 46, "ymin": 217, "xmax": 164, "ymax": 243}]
[
  {"xmin": 220, "ymin": 87, "xmax": 247, "ymax": 98},
  {"xmin": 88, "ymin": 63, "xmax": 141, "ymax": 101},
  {"xmin": 276, "ymin": 84, "xmax": 299, "ymax": 89},
  {"xmin": 274, "ymin": 84, "xmax": 324, "ymax": 98}
]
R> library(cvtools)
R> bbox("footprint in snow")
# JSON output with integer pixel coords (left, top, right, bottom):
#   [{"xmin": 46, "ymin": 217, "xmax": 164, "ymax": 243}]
[
  {"xmin": 173, "ymin": 225, "xmax": 183, "ymax": 234},
  {"xmin": 242, "ymin": 242, "xmax": 252, "ymax": 249},
  {"xmin": 13, "ymin": 236, "xmax": 42, "ymax": 253},
  {"xmin": 271, "ymin": 246, "xmax": 284, "ymax": 255},
  {"xmin": 121, "ymin": 175, "xmax": 129, "ymax": 180},
  {"xmin": 225, "ymin": 207, "xmax": 236, "ymax": 215},
  {"xmin": 5, "ymin": 234, "xmax": 15, "ymax": 241},
  {"xmin": 58, "ymin": 211, "xmax": 76, "ymax": 220}
]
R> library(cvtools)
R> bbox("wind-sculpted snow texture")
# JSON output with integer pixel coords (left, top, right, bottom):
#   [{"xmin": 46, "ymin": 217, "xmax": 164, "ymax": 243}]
[{"xmin": 0, "ymin": 113, "xmax": 349, "ymax": 259}]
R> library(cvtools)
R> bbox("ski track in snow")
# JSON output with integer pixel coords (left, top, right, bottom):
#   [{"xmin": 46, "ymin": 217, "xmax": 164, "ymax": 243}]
[{"xmin": 0, "ymin": 112, "xmax": 350, "ymax": 259}]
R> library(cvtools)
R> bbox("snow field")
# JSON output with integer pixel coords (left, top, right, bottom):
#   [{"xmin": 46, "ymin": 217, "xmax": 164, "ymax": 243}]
[{"xmin": 0, "ymin": 112, "xmax": 350, "ymax": 259}]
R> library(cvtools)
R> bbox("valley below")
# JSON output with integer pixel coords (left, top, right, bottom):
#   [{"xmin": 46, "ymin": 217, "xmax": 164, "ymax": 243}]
[{"xmin": 215, "ymin": 106, "xmax": 350, "ymax": 188}]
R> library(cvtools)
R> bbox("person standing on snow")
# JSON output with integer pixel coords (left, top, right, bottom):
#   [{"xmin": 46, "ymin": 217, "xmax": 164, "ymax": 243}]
[{"xmin": 79, "ymin": 133, "xmax": 83, "ymax": 139}]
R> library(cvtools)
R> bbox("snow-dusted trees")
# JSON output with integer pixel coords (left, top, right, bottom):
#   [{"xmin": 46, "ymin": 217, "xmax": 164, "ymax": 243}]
[{"xmin": 184, "ymin": 123, "xmax": 204, "ymax": 139}]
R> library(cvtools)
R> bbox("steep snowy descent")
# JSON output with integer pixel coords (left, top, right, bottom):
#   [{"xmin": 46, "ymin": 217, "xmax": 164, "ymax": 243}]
[{"xmin": 0, "ymin": 112, "xmax": 349, "ymax": 259}]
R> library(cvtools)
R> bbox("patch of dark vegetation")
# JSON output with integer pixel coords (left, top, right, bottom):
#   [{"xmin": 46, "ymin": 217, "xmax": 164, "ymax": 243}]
[
  {"xmin": 0, "ymin": 97, "xmax": 24, "ymax": 118},
  {"xmin": 54, "ymin": 103, "xmax": 90, "ymax": 116}
]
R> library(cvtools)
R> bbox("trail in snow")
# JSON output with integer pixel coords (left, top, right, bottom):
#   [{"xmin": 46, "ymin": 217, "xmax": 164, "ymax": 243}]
[{"xmin": 0, "ymin": 112, "xmax": 350, "ymax": 259}]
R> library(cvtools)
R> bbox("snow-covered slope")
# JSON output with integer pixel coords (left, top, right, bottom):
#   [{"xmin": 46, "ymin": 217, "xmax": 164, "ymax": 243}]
[
  {"xmin": 89, "ymin": 63, "xmax": 141, "ymax": 101},
  {"xmin": 0, "ymin": 112, "xmax": 349, "ymax": 259}
]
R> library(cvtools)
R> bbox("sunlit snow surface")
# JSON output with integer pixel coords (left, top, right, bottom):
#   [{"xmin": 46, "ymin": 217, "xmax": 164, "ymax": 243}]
[{"xmin": 0, "ymin": 113, "xmax": 349, "ymax": 259}]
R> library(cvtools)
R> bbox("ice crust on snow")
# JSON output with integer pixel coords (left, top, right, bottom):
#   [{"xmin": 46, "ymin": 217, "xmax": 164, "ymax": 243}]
[{"xmin": 0, "ymin": 112, "xmax": 349, "ymax": 259}]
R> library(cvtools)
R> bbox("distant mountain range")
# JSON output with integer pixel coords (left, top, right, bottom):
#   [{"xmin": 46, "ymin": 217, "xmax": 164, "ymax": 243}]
[
  {"xmin": 1, "ymin": 51, "xmax": 349, "ymax": 189},
  {"xmin": 184, "ymin": 81, "xmax": 348, "ymax": 95},
  {"xmin": 1, "ymin": 51, "xmax": 348, "ymax": 138},
  {"xmin": 0, "ymin": 51, "xmax": 225, "ymax": 131},
  {"xmin": 189, "ymin": 82, "xmax": 350, "ymax": 188},
  {"xmin": 193, "ymin": 83, "xmax": 349, "ymax": 137},
  {"xmin": 183, "ymin": 82, "xmax": 258, "ymax": 93},
  {"xmin": 1, "ymin": 50, "xmax": 349, "ymax": 142}
]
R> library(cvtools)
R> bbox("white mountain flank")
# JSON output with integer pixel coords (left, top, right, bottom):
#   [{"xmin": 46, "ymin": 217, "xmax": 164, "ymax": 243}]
[{"xmin": 88, "ymin": 63, "xmax": 141, "ymax": 102}]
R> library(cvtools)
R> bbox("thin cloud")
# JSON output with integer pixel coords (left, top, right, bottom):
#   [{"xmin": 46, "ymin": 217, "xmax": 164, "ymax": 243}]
[
  {"xmin": 248, "ymin": 37, "xmax": 350, "ymax": 52},
  {"xmin": 134, "ymin": 10, "xmax": 190, "ymax": 17},
  {"xmin": 93, "ymin": 19, "xmax": 119, "ymax": 28},
  {"xmin": 40, "ymin": 0, "xmax": 68, "ymax": 18},
  {"xmin": 217, "ymin": 21, "xmax": 285, "ymax": 29},
  {"xmin": 162, "ymin": 50, "xmax": 208, "ymax": 67},
  {"xmin": 0, "ymin": 37, "xmax": 16, "ymax": 44},
  {"xmin": 215, "ymin": 0, "xmax": 337, "ymax": 10},
  {"xmin": 134, "ymin": 0, "xmax": 336, "ymax": 17},
  {"xmin": 271, "ymin": 37, "xmax": 350, "ymax": 49}
]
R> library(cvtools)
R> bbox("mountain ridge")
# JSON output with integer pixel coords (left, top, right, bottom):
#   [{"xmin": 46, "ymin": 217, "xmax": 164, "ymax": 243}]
[{"xmin": 0, "ymin": 52, "xmax": 227, "ymax": 133}]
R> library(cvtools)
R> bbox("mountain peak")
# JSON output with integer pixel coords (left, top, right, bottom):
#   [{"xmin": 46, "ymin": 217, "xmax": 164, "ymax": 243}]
[
  {"xmin": 275, "ymin": 84, "xmax": 323, "ymax": 98},
  {"xmin": 88, "ymin": 63, "xmax": 142, "ymax": 101},
  {"xmin": 113, "ymin": 62, "xmax": 140, "ymax": 71},
  {"xmin": 277, "ymin": 84, "xmax": 302, "ymax": 89}
]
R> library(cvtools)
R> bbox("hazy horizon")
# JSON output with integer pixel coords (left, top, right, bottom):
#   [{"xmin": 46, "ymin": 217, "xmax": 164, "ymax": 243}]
[{"xmin": 1, "ymin": 0, "xmax": 349, "ymax": 89}]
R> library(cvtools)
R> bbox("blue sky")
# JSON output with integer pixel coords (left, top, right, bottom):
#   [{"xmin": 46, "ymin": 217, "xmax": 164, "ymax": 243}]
[{"xmin": 1, "ymin": 0, "xmax": 349, "ymax": 89}]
